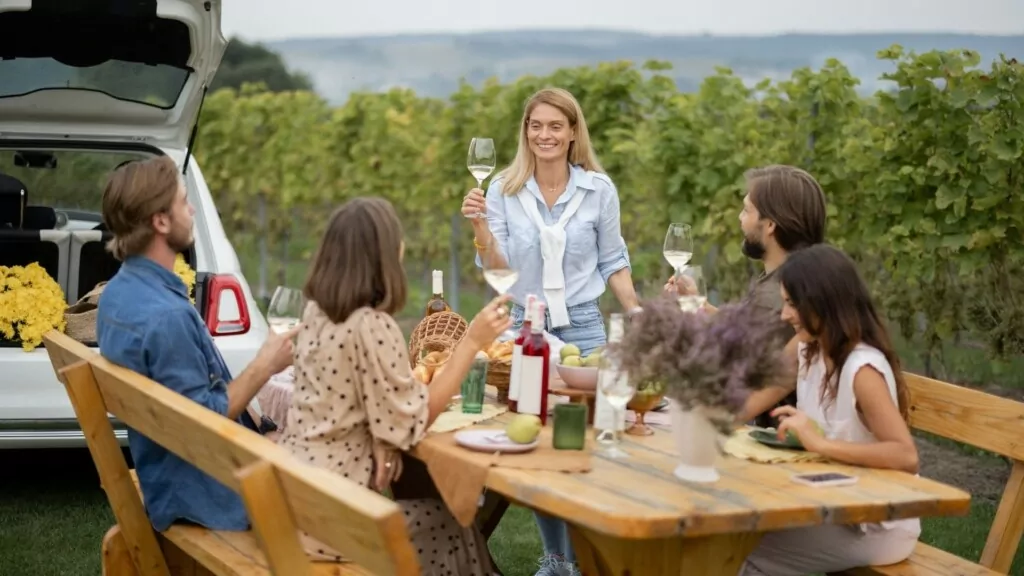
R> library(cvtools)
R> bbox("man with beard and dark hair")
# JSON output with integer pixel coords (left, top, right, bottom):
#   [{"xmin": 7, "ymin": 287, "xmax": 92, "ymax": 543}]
[
  {"xmin": 668, "ymin": 164, "xmax": 827, "ymax": 427},
  {"xmin": 96, "ymin": 156, "xmax": 299, "ymax": 533}
]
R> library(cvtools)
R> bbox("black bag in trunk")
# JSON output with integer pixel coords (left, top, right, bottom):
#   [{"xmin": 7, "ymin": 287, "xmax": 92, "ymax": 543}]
[{"xmin": 0, "ymin": 174, "xmax": 28, "ymax": 229}]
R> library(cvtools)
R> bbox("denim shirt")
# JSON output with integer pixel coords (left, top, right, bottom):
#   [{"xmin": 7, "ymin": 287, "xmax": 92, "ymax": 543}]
[
  {"xmin": 96, "ymin": 256, "xmax": 253, "ymax": 532},
  {"xmin": 475, "ymin": 164, "xmax": 631, "ymax": 308}
]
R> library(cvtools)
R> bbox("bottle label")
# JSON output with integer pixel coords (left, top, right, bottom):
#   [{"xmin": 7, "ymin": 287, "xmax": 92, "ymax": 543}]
[
  {"xmin": 509, "ymin": 344, "xmax": 523, "ymax": 401},
  {"xmin": 517, "ymin": 355, "xmax": 544, "ymax": 416}
]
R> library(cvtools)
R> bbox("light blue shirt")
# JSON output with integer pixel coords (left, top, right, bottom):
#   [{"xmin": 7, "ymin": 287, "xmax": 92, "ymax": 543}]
[{"xmin": 475, "ymin": 164, "xmax": 631, "ymax": 308}]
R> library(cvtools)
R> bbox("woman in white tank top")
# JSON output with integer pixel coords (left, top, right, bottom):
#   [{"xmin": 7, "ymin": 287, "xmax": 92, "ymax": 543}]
[{"xmin": 739, "ymin": 245, "xmax": 921, "ymax": 576}]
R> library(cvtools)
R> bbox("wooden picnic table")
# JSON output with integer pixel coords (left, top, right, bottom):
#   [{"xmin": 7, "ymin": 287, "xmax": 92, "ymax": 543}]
[{"xmin": 410, "ymin": 409, "xmax": 972, "ymax": 576}]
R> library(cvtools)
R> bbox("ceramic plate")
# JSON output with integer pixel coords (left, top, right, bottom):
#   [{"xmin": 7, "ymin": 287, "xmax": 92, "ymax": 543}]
[
  {"xmin": 454, "ymin": 429, "xmax": 538, "ymax": 453},
  {"xmin": 748, "ymin": 429, "xmax": 806, "ymax": 451}
]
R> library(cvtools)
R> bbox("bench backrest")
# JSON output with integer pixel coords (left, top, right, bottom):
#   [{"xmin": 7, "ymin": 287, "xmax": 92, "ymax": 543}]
[
  {"xmin": 44, "ymin": 330, "xmax": 420, "ymax": 576},
  {"xmin": 905, "ymin": 371, "xmax": 1024, "ymax": 573}
]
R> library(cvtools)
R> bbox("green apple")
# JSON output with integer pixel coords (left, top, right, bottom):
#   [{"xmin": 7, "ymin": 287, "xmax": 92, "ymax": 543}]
[
  {"xmin": 505, "ymin": 414, "xmax": 542, "ymax": 444},
  {"xmin": 562, "ymin": 355, "xmax": 583, "ymax": 367},
  {"xmin": 560, "ymin": 344, "xmax": 581, "ymax": 361},
  {"xmin": 583, "ymin": 352, "xmax": 602, "ymax": 367}
]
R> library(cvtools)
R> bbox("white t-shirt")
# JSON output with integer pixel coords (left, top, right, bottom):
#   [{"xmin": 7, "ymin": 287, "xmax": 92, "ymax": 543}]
[{"xmin": 796, "ymin": 342, "xmax": 921, "ymax": 536}]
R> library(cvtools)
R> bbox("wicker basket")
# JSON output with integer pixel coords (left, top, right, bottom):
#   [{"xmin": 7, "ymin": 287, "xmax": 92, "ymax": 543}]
[
  {"xmin": 487, "ymin": 358, "xmax": 512, "ymax": 403},
  {"xmin": 408, "ymin": 311, "xmax": 468, "ymax": 368},
  {"xmin": 63, "ymin": 282, "xmax": 106, "ymax": 345}
]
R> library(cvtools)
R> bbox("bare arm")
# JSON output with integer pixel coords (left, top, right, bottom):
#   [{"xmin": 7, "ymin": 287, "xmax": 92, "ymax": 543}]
[
  {"xmin": 226, "ymin": 359, "xmax": 275, "ymax": 420},
  {"xmin": 226, "ymin": 324, "xmax": 300, "ymax": 419},
  {"xmin": 607, "ymin": 268, "xmax": 640, "ymax": 312},
  {"xmin": 471, "ymin": 219, "xmax": 509, "ymax": 270},
  {"xmin": 802, "ymin": 366, "xmax": 919, "ymax": 474},
  {"xmin": 737, "ymin": 334, "xmax": 799, "ymax": 423}
]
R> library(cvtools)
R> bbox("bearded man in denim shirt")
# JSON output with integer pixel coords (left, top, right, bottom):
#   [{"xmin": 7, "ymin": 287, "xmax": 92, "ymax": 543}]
[{"xmin": 96, "ymin": 156, "xmax": 299, "ymax": 532}]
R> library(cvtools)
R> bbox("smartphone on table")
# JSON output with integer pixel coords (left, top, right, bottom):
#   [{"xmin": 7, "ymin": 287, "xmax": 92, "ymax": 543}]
[{"xmin": 790, "ymin": 472, "xmax": 858, "ymax": 488}]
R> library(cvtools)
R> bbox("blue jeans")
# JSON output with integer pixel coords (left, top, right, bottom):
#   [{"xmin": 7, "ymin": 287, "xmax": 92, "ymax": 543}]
[
  {"xmin": 510, "ymin": 299, "xmax": 607, "ymax": 567},
  {"xmin": 509, "ymin": 299, "xmax": 607, "ymax": 357}
]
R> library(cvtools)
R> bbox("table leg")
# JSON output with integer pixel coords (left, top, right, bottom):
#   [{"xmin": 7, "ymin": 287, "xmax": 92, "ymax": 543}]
[
  {"xmin": 567, "ymin": 525, "xmax": 762, "ymax": 576},
  {"xmin": 476, "ymin": 490, "xmax": 511, "ymax": 576},
  {"xmin": 477, "ymin": 490, "xmax": 510, "ymax": 539}
]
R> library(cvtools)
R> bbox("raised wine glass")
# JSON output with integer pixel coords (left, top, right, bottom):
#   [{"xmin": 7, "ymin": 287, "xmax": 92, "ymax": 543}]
[
  {"xmin": 466, "ymin": 137, "xmax": 496, "ymax": 219},
  {"xmin": 663, "ymin": 222, "xmax": 693, "ymax": 278},
  {"xmin": 677, "ymin": 265, "xmax": 708, "ymax": 313},
  {"xmin": 266, "ymin": 286, "xmax": 304, "ymax": 334}
]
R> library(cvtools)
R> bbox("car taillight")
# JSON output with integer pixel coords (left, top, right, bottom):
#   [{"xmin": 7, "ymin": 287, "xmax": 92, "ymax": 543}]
[{"xmin": 203, "ymin": 274, "xmax": 251, "ymax": 336}]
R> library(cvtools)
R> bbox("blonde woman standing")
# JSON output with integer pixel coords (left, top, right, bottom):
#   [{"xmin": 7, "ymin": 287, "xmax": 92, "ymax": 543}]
[{"xmin": 461, "ymin": 87, "xmax": 641, "ymax": 576}]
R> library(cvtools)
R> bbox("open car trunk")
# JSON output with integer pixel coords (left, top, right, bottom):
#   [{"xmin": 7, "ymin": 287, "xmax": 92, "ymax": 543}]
[
  {"xmin": 0, "ymin": 207, "xmax": 200, "ymax": 349},
  {"xmin": 0, "ymin": 0, "xmax": 226, "ymax": 151}
]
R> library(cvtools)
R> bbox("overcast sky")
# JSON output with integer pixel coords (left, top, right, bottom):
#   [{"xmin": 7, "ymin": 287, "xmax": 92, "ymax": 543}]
[{"xmin": 222, "ymin": 0, "xmax": 1024, "ymax": 41}]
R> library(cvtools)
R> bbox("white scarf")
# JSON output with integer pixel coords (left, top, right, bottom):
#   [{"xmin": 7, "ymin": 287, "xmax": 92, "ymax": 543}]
[{"xmin": 515, "ymin": 186, "xmax": 587, "ymax": 328}]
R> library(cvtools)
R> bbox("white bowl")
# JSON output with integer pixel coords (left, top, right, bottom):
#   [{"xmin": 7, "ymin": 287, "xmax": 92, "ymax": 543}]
[{"xmin": 554, "ymin": 361, "xmax": 599, "ymax": 391}]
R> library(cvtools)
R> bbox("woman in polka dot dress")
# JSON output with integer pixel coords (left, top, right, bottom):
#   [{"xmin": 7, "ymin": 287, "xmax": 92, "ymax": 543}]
[{"xmin": 277, "ymin": 197, "xmax": 512, "ymax": 575}]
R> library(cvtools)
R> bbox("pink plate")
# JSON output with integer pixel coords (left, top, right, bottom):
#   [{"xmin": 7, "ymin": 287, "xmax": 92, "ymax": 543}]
[{"xmin": 454, "ymin": 429, "xmax": 539, "ymax": 453}]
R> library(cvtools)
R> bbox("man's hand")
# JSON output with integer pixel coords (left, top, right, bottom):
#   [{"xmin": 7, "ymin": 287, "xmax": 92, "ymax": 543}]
[
  {"xmin": 663, "ymin": 274, "xmax": 698, "ymax": 297},
  {"xmin": 255, "ymin": 324, "xmax": 302, "ymax": 377}
]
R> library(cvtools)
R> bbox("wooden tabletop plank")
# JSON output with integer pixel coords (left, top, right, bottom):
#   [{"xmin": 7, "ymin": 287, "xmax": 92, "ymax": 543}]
[{"xmin": 417, "ymin": 408, "xmax": 971, "ymax": 540}]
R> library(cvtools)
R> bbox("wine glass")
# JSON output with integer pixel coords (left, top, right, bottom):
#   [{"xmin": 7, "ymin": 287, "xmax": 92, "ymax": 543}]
[
  {"xmin": 663, "ymin": 223, "xmax": 694, "ymax": 278},
  {"xmin": 466, "ymin": 137, "xmax": 496, "ymax": 219},
  {"xmin": 677, "ymin": 266, "xmax": 708, "ymax": 313},
  {"xmin": 481, "ymin": 234, "xmax": 519, "ymax": 340},
  {"xmin": 596, "ymin": 327, "xmax": 637, "ymax": 459},
  {"xmin": 266, "ymin": 286, "xmax": 304, "ymax": 334}
]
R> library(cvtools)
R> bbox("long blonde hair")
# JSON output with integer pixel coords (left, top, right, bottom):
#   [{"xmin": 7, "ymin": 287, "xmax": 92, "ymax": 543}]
[{"xmin": 497, "ymin": 88, "xmax": 604, "ymax": 195}]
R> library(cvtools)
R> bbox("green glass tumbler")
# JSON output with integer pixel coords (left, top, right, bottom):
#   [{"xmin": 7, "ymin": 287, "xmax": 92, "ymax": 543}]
[
  {"xmin": 553, "ymin": 402, "xmax": 588, "ymax": 450},
  {"xmin": 461, "ymin": 352, "xmax": 487, "ymax": 414}
]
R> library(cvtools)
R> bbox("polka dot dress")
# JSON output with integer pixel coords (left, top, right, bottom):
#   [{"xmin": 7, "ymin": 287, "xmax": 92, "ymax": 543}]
[{"xmin": 277, "ymin": 304, "xmax": 492, "ymax": 575}]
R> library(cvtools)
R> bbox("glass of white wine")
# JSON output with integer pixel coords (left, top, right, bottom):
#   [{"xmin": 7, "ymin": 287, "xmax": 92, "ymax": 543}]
[
  {"xmin": 677, "ymin": 265, "xmax": 708, "ymax": 313},
  {"xmin": 663, "ymin": 222, "xmax": 693, "ymax": 278},
  {"xmin": 266, "ymin": 286, "xmax": 304, "ymax": 334},
  {"xmin": 466, "ymin": 137, "xmax": 496, "ymax": 219},
  {"xmin": 597, "ymin": 340, "xmax": 636, "ymax": 458},
  {"xmin": 481, "ymin": 234, "xmax": 519, "ymax": 340}
]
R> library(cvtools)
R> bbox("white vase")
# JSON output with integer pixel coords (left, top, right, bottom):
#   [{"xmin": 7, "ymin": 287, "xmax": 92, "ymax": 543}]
[{"xmin": 668, "ymin": 399, "xmax": 721, "ymax": 483}]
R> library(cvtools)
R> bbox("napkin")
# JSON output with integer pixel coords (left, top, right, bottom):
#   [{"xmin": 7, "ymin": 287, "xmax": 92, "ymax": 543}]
[
  {"xmin": 429, "ymin": 402, "xmax": 508, "ymax": 434},
  {"xmin": 723, "ymin": 427, "xmax": 830, "ymax": 464},
  {"xmin": 414, "ymin": 425, "xmax": 592, "ymax": 527}
]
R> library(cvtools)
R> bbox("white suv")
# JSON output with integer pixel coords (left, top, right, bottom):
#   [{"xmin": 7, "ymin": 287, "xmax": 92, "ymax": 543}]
[{"xmin": 0, "ymin": 0, "xmax": 268, "ymax": 448}]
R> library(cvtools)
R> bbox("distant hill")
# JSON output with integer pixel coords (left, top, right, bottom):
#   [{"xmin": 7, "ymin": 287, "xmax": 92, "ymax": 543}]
[{"xmin": 266, "ymin": 30, "xmax": 1023, "ymax": 104}]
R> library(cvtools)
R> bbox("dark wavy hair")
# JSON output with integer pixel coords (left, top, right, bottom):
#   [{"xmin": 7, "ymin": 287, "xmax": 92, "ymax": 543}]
[{"xmin": 778, "ymin": 244, "xmax": 910, "ymax": 422}]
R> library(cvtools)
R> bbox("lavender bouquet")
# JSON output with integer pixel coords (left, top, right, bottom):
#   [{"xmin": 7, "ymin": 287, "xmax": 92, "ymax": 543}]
[{"xmin": 608, "ymin": 296, "xmax": 790, "ymax": 434}]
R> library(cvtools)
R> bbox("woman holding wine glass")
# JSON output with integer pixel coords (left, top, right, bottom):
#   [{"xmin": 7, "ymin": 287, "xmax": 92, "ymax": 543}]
[
  {"xmin": 460, "ymin": 87, "xmax": 640, "ymax": 576},
  {"xmin": 276, "ymin": 197, "xmax": 511, "ymax": 575}
]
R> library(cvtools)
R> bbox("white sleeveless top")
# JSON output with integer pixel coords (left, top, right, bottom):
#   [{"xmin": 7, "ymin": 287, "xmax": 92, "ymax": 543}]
[{"xmin": 796, "ymin": 343, "xmax": 922, "ymax": 536}]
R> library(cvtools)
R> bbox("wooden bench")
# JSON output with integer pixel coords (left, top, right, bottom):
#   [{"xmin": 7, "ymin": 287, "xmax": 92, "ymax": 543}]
[
  {"xmin": 842, "ymin": 372, "xmax": 1024, "ymax": 576},
  {"xmin": 43, "ymin": 331, "xmax": 420, "ymax": 576}
]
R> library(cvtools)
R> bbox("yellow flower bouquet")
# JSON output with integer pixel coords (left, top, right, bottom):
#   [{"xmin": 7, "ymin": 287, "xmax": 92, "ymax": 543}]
[{"xmin": 0, "ymin": 262, "xmax": 67, "ymax": 352}]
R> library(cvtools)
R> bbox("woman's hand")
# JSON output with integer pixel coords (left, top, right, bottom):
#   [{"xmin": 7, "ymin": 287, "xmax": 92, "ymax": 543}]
[
  {"xmin": 772, "ymin": 405, "xmax": 825, "ymax": 452},
  {"xmin": 461, "ymin": 188, "xmax": 487, "ymax": 221},
  {"xmin": 371, "ymin": 442, "xmax": 403, "ymax": 493},
  {"xmin": 466, "ymin": 294, "xmax": 513, "ymax": 349}
]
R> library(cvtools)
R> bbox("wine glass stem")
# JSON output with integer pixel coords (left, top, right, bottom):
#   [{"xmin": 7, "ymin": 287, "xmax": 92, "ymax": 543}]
[
  {"xmin": 612, "ymin": 407, "xmax": 622, "ymax": 445},
  {"xmin": 474, "ymin": 178, "xmax": 484, "ymax": 218}
]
